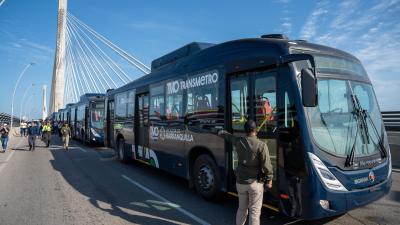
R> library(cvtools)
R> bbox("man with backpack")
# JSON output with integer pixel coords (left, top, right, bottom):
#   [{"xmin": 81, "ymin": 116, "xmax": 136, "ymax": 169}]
[
  {"xmin": 60, "ymin": 123, "xmax": 71, "ymax": 150},
  {"xmin": 218, "ymin": 120, "xmax": 273, "ymax": 225}
]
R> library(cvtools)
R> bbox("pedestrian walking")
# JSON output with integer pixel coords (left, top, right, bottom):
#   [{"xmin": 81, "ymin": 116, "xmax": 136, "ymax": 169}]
[
  {"xmin": 42, "ymin": 121, "xmax": 52, "ymax": 147},
  {"xmin": 0, "ymin": 123, "xmax": 10, "ymax": 152},
  {"xmin": 20, "ymin": 121, "xmax": 28, "ymax": 137},
  {"xmin": 60, "ymin": 123, "xmax": 71, "ymax": 150},
  {"xmin": 218, "ymin": 120, "xmax": 273, "ymax": 225},
  {"xmin": 39, "ymin": 123, "xmax": 44, "ymax": 138},
  {"xmin": 27, "ymin": 121, "xmax": 40, "ymax": 151}
]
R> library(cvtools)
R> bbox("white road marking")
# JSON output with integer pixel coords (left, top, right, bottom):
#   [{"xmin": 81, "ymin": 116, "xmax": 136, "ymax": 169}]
[
  {"xmin": 122, "ymin": 174, "xmax": 210, "ymax": 225},
  {"xmin": 0, "ymin": 136, "xmax": 25, "ymax": 173},
  {"xmin": 77, "ymin": 147, "xmax": 87, "ymax": 152},
  {"xmin": 283, "ymin": 219, "xmax": 303, "ymax": 225},
  {"xmin": 0, "ymin": 149, "xmax": 15, "ymax": 173}
]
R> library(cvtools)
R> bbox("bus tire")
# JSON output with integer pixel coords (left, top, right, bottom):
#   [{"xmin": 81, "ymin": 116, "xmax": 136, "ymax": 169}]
[
  {"xmin": 81, "ymin": 130, "xmax": 85, "ymax": 143},
  {"xmin": 193, "ymin": 154, "xmax": 221, "ymax": 200},
  {"xmin": 117, "ymin": 138, "xmax": 128, "ymax": 163}
]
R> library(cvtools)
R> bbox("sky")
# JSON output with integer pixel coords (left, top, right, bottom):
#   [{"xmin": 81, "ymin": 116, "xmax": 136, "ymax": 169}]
[{"xmin": 0, "ymin": 0, "xmax": 399, "ymax": 119}]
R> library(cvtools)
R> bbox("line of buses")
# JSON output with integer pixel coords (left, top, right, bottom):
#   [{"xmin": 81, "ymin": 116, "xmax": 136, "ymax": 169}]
[{"xmin": 51, "ymin": 34, "xmax": 392, "ymax": 220}]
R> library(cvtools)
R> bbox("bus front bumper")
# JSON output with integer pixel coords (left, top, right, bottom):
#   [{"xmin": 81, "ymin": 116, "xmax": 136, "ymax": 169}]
[{"xmin": 302, "ymin": 175, "xmax": 392, "ymax": 220}]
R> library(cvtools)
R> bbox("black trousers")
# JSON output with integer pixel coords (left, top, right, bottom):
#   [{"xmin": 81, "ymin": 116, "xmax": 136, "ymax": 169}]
[
  {"xmin": 28, "ymin": 135, "xmax": 36, "ymax": 150},
  {"xmin": 43, "ymin": 132, "xmax": 51, "ymax": 147}
]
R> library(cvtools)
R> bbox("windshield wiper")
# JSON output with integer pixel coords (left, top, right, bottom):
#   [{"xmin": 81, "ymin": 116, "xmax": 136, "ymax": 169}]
[
  {"xmin": 363, "ymin": 108, "xmax": 387, "ymax": 158},
  {"xmin": 345, "ymin": 94, "xmax": 386, "ymax": 167}
]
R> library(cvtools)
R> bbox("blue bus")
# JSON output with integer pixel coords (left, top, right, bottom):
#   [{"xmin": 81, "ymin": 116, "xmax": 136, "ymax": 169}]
[
  {"xmin": 57, "ymin": 94, "xmax": 105, "ymax": 145},
  {"xmin": 72, "ymin": 94, "xmax": 105, "ymax": 144},
  {"xmin": 104, "ymin": 34, "xmax": 392, "ymax": 219}
]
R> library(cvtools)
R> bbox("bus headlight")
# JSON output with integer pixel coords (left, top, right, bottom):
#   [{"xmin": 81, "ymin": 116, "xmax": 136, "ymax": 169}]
[
  {"xmin": 308, "ymin": 152, "xmax": 348, "ymax": 192},
  {"xmin": 91, "ymin": 128, "xmax": 101, "ymax": 138}
]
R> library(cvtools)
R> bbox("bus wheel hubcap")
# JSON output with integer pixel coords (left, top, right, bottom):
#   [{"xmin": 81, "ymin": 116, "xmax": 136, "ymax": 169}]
[{"xmin": 198, "ymin": 165, "xmax": 214, "ymax": 190}]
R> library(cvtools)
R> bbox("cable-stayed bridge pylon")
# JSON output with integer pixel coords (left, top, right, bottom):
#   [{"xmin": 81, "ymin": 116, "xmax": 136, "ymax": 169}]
[{"xmin": 49, "ymin": 0, "xmax": 150, "ymax": 115}]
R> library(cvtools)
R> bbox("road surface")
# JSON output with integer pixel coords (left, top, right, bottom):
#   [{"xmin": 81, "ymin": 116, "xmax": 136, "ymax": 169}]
[{"xmin": 0, "ymin": 134, "xmax": 399, "ymax": 225}]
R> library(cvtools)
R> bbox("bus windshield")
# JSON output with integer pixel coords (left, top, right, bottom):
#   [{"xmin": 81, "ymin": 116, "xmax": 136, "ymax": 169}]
[
  {"xmin": 91, "ymin": 103, "xmax": 104, "ymax": 129},
  {"xmin": 306, "ymin": 79, "xmax": 383, "ymax": 157},
  {"xmin": 314, "ymin": 55, "xmax": 368, "ymax": 78}
]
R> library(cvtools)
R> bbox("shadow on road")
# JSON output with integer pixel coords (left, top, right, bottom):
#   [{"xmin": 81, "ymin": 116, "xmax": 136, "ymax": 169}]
[
  {"xmin": 48, "ymin": 135, "xmax": 198, "ymax": 225},
  {"xmin": 46, "ymin": 135, "xmax": 350, "ymax": 225}
]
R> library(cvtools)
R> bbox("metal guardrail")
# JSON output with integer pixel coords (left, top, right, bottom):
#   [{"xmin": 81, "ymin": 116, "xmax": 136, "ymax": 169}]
[{"xmin": 382, "ymin": 111, "xmax": 400, "ymax": 132}]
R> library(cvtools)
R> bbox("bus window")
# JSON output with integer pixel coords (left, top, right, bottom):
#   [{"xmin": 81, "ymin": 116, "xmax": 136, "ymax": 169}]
[
  {"xmin": 166, "ymin": 80, "xmax": 183, "ymax": 120},
  {"xmin": 186, "ymin": 78, "xmax": 218, "ymax": 114},
  {"xmin": 230, "ymin": 77, "xmax": 249, "ymax": 132},
  {"xmin": 150, "ymin": 84, "xmax": 165, "ymax": 121},
  {"xmin": 91, "ymin": 103, "xmax": 104, "ymax": 129},
  {"xmin": 115, "ymin": 92, "xmax": 128, "ymax": 119},
  {"xmin": 254, "ymin": 74, "xmax": 277, "ymax": 133},
  {"xmin": 127, "ymin": 90, "xmax": 135, "ymax": 118},
  {"xmin": 143, "ymin": 95, "xmax": 149, "ymax": 126}
]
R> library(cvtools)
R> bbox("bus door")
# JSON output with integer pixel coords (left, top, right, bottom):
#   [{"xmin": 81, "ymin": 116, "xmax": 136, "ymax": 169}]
[
  {"xmin": 84, "ymin": 107, "xmax": 89, "ymax": 142},
  {"xmin": 228, "ymin": 70, "xmax": 278, "ymax": 198},
  {"xmin": 135, "ymin": 93, "xmax": 150, "ymax": 162},
  {"xmin": 106, "ymin": 100, "xmax": 115, "ymax": 147}
]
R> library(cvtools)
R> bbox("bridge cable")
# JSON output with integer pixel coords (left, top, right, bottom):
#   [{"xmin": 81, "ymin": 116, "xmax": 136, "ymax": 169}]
[
  {"xmin": 66, "ymin": 25, "xmax": 93, "ymax": 95},
  {"xmin": 67, "ymin": 14, "xmax": 131, "ymax": 85},
  {"xmin": 67, "ymin": 20, "xmax": 103, "ymax": 93},
  {"xmin": 68, "ymin": 13, "xmax": 150, "ymax": 75},
  {"xmin": 67, "ymin": 24, "xmax": 101, "ymax": 93},
  {"xmin": 67, "ymin": 16, "xmax": 112, "ymax": 90}
]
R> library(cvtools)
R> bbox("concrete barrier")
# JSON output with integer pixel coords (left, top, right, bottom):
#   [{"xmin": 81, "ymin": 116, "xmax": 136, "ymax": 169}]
[{"xmin": 388, "ymin": 131, "xmax": 400, "ymax": 168}]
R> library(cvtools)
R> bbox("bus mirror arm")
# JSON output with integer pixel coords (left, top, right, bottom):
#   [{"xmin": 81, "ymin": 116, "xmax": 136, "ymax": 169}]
[
  {"xmin": 278, "ymin": 54, "xmax": 317, "ymax": 107},
  {"xmin": 278, "ymin": 53, "xmax": 316, "ymax": 69},
  {"xmin": 301, "ymin": 68, "xmax": 318, "ymax": 107}
]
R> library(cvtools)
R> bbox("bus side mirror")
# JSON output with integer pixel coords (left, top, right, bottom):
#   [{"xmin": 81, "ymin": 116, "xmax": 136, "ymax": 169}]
[{"xmin": 301, "ymin": 68, "xmax": 317, "ymax": 107}]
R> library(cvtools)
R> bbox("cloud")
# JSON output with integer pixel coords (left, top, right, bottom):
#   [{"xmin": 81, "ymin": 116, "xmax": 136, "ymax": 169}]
[
  {"xmin": 0, "ymin": 37, "xmax": 54, "ymax": 65},
  {"xmin": 299, "ymin": 0, "xmax": 400, "ymax": 111},
  {"xmin": 13, "ymin": 42, "xmax": 22, "ymax": 48},
  {"xmin": 300, "ymin": 0, "xmax": 329, "ymax": 40},
  {"xmin": 127, "ymin": 21, "xmax": 186, "ymax": 34}
]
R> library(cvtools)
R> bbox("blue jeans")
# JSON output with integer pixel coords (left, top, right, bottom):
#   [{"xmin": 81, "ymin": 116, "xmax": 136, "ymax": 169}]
[{"xmin": 1, "ymin": 137, "xmax": 8, "ymax": 150}]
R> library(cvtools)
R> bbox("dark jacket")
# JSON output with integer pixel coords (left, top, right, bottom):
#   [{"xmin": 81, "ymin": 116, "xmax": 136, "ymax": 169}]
[
  {"xmin": 60, "ymin": 126, "xmax": 71, "ymax": 137},
  {"xmin": 219, "ymin": 130, "xmax": 273, "ymax": 184},
  {"xmin": 0, "ymin": 127, "xmax": 9, "ymax": 138},
  {"xmin": 28, "ymin": 126, "xmax": 40, "ymax": 136}
]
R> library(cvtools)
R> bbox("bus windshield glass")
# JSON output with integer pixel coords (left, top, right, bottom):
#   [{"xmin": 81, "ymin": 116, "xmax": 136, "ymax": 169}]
[
  {"xmin": 91, "ymin": 103, "xmax": 104, "ymax": 129},
  {"xmin": 314, "ymin": 55, "xmax": 368, "ymax": 78},
  {"xmin": 306, "ymin": 79, "xmax": 383, "ymax": 157}
]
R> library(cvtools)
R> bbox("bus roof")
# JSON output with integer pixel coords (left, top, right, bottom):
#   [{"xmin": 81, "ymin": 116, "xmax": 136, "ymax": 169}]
[{"xmin": 108, "ymin": 35, "xmax": 362, "ymax": 96}]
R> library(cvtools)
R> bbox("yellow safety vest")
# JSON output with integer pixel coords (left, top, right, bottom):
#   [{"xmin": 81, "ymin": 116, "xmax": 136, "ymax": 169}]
[{"xmin": 43, "ymin": 125, "xmax": 51, "ymax": 132}]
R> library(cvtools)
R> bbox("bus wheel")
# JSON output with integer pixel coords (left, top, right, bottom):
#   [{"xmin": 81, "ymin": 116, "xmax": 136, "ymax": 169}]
[
  {"xmin": 81, "ymin": 131, "xmax": 85, "ymax": 143},
  {"xmin": 117, "ymin": 138, "xmax": 128, "ymax": 163},
  {"xmin": 193, "ymin": 154, "xmax": 220, "ymax": 200}
]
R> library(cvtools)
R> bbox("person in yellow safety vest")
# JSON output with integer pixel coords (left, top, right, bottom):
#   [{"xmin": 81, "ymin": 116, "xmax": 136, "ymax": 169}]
[{"xmin": 42, "ymin": 122, "xmax": 52, "ymax": 148}]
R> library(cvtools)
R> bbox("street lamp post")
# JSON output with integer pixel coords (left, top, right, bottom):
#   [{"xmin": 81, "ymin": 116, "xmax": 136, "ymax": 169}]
[
  {"xmin": 10, "ymin": 62, "xmax": 35, "ymax": 134},
  {"xmin": 19, "ymin": 83, "xmax": 35, "ymax": 125}
]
